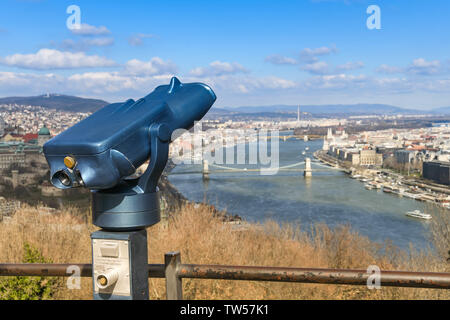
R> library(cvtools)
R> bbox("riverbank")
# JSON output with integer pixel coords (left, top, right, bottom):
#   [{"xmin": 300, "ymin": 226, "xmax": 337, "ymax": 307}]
[{"xmin": 314, "ymin": 150, "xmax": 450, "ymax": 210}]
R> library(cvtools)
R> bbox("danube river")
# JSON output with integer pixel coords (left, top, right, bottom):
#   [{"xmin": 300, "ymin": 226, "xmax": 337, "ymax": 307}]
[{"xmin": 168, "ymin": 137, "xmax": 432, "ymax": 250}]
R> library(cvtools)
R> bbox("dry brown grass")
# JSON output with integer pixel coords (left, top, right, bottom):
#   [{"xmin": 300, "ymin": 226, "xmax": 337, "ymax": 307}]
[{"xmin": 0, "ymin": 203, "xmax": 448, "ymax": 300}]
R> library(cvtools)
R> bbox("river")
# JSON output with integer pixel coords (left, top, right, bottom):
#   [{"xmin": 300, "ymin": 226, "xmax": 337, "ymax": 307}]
[{"xmin": 168, "ymin": 137, "xmax": 433, "ymax": 250}]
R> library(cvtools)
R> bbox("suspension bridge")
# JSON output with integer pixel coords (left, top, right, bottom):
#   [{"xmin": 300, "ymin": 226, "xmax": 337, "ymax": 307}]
[
  {"xmin": 258, "ymin": 134, "xmax": 322, "ymax": 141},
  {"xmin": 168, "ymin": 157, "xmax": 347, "ymax": 179}
]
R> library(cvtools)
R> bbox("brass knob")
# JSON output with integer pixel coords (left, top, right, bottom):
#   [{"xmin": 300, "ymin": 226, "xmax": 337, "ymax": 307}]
[{"xmin": 64, "ymin": 156, "xmax": 76, "ymax": 169}]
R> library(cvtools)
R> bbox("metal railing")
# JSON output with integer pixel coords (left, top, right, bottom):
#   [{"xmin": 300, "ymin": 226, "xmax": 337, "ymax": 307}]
[{"xmin": 1, "ymin": 251, "xmax": 449, "ymax": 300}]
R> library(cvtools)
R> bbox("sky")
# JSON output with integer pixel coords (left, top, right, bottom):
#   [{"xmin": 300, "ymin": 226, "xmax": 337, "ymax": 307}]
[{"xmin": 0, "ymin": 0, "xmax": 449, "ymax": 109}]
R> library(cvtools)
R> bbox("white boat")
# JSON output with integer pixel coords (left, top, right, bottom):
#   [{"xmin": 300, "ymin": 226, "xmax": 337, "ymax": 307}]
[
  {"xmin": 405, "ymin": 210, "xmax": 432, "ymax": 220},
  {"xmin": 403, "ymin": 192, "xmax": 420, "ymax": 200}
]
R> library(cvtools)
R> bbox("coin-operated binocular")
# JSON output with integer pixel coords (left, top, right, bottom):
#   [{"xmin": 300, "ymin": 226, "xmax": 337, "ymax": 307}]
[{"xmin": 44, "ymin": 77, "xmax": 216, "ymax": 299}]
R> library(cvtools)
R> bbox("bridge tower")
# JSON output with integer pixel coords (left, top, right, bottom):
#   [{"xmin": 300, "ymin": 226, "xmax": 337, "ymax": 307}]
[
  {"xmin": 304, "ymin": 158, "xmax": 312, "ymax": 177},
  {"xmin": 202, "ymin": 159, "xmax": 209, "ymax": 181},
  {"xmin": 322, "ymin": 137, "xmax": 329, "ymax": 151}
]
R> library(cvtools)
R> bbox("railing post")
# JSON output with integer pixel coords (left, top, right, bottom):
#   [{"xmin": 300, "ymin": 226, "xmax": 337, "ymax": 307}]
[{"xmin": 164, "ymin": 252, "xmax": 182, "ymax": 300}]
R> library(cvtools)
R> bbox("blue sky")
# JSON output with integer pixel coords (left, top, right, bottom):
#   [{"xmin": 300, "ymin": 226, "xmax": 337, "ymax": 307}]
[{"xmin": 0, "ymin": 0, "xmax": 449, "ymax": 109}]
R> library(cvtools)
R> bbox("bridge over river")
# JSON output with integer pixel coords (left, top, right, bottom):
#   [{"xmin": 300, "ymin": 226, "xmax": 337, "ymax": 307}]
[{"xmin": 167, "ymin": 157, "xmax": 347, "ymax": 179}]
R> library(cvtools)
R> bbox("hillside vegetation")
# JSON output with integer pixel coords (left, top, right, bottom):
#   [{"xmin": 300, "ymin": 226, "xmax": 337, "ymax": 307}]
[
  {"xmin": 0, "ymin": 94, "xmax": 108, "ymax": 113},
  {"xmin": 0, "ymin": 203, "xmax": 448, "ymax": 300}
]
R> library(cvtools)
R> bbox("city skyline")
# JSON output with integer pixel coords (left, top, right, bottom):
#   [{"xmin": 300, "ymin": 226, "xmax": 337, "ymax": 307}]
[{"xmin": 0, "ymin": 0, "xmax": 449, "ymax": 109}]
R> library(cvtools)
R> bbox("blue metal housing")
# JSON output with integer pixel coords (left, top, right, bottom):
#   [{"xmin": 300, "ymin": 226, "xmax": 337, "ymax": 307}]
[{"xmin": 44, "ymin": 77, "xmax": 216, "ymax": 190}]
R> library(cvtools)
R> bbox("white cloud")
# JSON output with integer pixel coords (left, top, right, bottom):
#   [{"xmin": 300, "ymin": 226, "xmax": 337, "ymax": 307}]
[
  {"xmin": 301, "ymin": 61, "xmax": 330, "ymax": 75},
  {"xmin": 254, "ymin": 76, "xmax": 297, "ymax": 89},
  {"xmin": 410, "ymin": 58, "xmax": 439, "ymax": 68},
  {"xmin": 303, "ymin": 73, "xmax": 368, "ymax": 89},
  {"xmin": 0, "ymin": 70, "xmax": 171, "ymax": 97},
  {"xmin": 0, "ymin": 49, "xmax": 116, "ymax": 70},
  {"xmin": 59, "ymin": 38, "xmax": 115, "ymax": 51},
  {"xmin": 1, "ymin": 69, "xmax": 450, "ymax": 108},
  {"xmin": 187, "ymin": 74, "xmax": 297, "ymax": 95},
  {"xmin": 300, "ymin": 45, "xmax": 338, "ymax": 62},
  {"xmin": 0, "ymin": 56, "xmax": 177, "ymax": 97},
  {"xmin": 303, "ymin": 74, "xmax": 424, "ymax": 94},
  {"xmin": 68, "ymin": 72, "xmax": 151, "ymax": 94},
  {"xmin": 239, "ymin": 76, "xmax": 297, "ymax": 91},
  {"xmin": 128, "ymin": 33, "xmax": 156, "ymax": 46},
  {"xmin": 376, "ymin": 64, "xmax": 403, "ymax": 74},
  {"xmin": 335, "ymin": 61, "xmax": 364, "ymax": 72},
  {"xmin": 268, "ymin": 46, "xmax": 363, "ymax": 75},
  {"xmin": 189, "ymin": 61, "xmax": 249, "ymax": 77},
  {"xmin": 265, "ymin": 55, "xmax": 298, "ymax": 65},
  {"xmin": 377, "ymin": 58, "xmax": 446, "ymax": 76},
  {"xmin": 301, "ymin": 60, "xmax": 365, "ymax": 75},
  {"xmin": 407, "ymin": 58, "xmax": 442, "ymax": 75},
  {"xmin": 123, "ymin": 57, "xmax": 177, "ymax": 76},
  {"xmin": 70, "ymin": 23, "xmax": 111, "ymax": 36},
  {"xmin": 0, "ymin": 71, "xmax": 64, "ymax": 93},
  {"xmin": 267, "ymin": 46, "xmax": 338, "ymax": 67},
  {"xmin": 0, "ymin": 50, "xmax": 449, "ymax": 108}
]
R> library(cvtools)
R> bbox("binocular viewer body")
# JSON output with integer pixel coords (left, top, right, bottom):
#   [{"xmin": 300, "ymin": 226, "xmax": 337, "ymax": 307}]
[
  {"xmin": 44, "ymin": 77, "xmax": 216, "ymax": 230},
  {"xmin": 44, "ymin": 77, "xmax": 215, "ymax": 191},
  {"xmin": 44, "ymin": 78, "xmax": 215, "ymax": 300}
]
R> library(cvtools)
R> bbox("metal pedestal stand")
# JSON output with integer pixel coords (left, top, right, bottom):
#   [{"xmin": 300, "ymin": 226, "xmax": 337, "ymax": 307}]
[{"xmin": 90, "ymin": 124, "xmax": 169, "ymax": 300}]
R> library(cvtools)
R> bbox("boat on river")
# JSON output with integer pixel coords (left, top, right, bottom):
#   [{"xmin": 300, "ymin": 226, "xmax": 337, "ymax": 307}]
[
  {"xmin": 405, "ymin": 210, "xmax": 432, "ymax": 220},
  {"xmin": 403, "ymin": 191, "xmax": 421, "ymax": 200}
]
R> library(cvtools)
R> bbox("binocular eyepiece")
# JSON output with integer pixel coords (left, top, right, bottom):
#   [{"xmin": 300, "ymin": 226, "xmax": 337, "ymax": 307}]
[{"xmin": 53, "ymin": 168, "xmax": 81, "ymax": 188}]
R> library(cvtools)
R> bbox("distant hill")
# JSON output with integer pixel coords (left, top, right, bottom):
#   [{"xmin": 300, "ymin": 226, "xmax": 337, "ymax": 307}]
[
  {"xmin": 0, "ymin": 94, "xmax": 109, "ymax": 112},
  {"xmin": 431, "ymin": 106, "xmax": 450, "ymax": 114},
  {"xmin": 207, "ymin": 107, "xmax": 233, "ymax": 115},
  {"xmin": 223, "ymin": 104, "xmax": 425, "ymax": 115}
]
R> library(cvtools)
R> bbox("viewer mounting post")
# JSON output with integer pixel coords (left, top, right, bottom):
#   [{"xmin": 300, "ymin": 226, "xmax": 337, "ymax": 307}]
[{"xmin": 43, "ymin": 77, "xmax": 216, "ymax": 300}]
